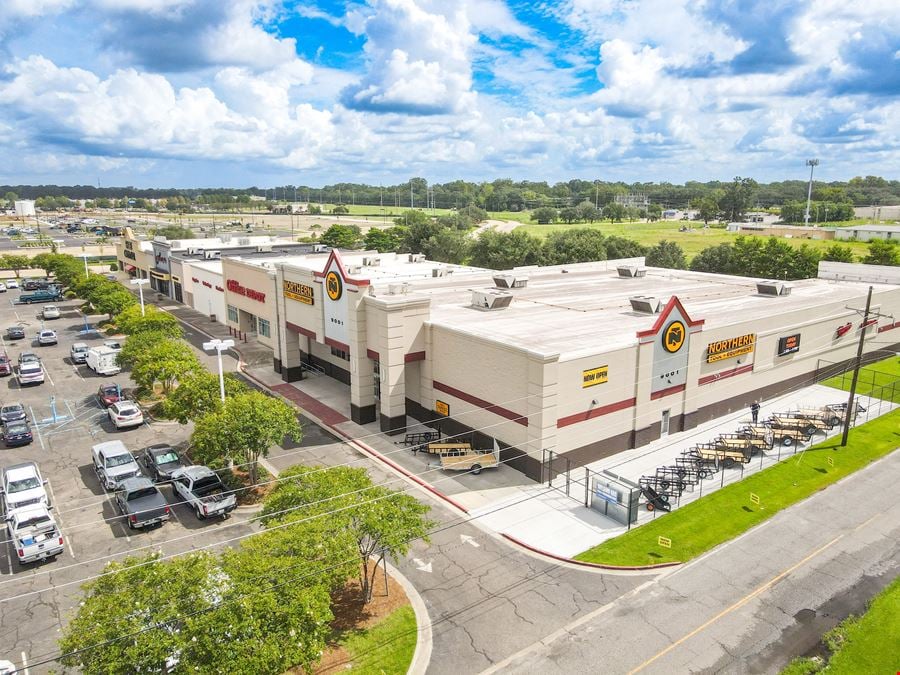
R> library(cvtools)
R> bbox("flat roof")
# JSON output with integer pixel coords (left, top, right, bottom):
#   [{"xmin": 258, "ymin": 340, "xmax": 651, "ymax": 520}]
[
  {"xmin": 413, "ymin": 264, "xmax": 894, "ymax": 359},
  {"xmin": 282, "ymin": 251, "xmax": 490, "ymax": 282},
  {"xmin": 830, "ymin": 224, "xmax": 900, "ymax": 233}
]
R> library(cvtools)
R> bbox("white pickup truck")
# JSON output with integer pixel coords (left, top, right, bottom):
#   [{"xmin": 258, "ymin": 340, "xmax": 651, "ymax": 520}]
[
  {"xmin": 171, "ymin": 466, "xmax": 237, "ymax": 520},
  {"xmin": 6, "ymin": 505, "xmax": 64, "ymax": 564},
  {"xmin": 92, "ymin": 441, "xmax": 142, "ymax": 492},
  {"xmin": 1, "ymin": 462, "xmax": 50, "ymax": 513}
]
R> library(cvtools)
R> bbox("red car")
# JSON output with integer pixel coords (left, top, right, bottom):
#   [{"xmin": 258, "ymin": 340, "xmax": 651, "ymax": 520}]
[
  {"xmin": 97, "ymin": 384, "xmax": 123, "ymax": 408},
  {"xmin": 0, "ymin": 352, "xmax": 11, "ymax": 376}
]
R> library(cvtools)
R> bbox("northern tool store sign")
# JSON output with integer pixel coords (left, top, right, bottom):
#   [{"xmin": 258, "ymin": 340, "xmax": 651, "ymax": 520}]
[{"xmin": 706, "ymin": 334, "xmax": 756, "ymax": 363}]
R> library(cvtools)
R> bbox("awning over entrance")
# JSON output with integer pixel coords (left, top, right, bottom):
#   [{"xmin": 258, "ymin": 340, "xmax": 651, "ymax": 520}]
[
  {"xmin": 124, "ymin": 264, "xmax": 136, "ymax": 272},
  {"xmin": 150, "ymin": 270, "xmax": 171, "ymax": 281}
]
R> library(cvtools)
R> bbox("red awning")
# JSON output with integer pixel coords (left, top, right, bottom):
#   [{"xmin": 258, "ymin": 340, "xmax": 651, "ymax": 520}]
[{"xmin": 124, "ymin": 264, "xmax": 136, "ymax": 272}]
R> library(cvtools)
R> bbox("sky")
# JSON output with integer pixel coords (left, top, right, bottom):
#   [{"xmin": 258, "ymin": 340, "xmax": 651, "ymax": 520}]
[{"xmin": 0, "ymin": 0, "xmax": 897, "ymax": 188}]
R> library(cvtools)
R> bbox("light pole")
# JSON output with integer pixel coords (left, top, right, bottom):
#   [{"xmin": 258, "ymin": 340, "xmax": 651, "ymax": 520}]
[
  {"xmin": 81, "ymin": 254, "xmax": 90, "ymax": 276},
  {"xmin": 202, "ymin": 338, "xmax": 235, "ymax": 402},
  {"xmin": 804, "ymin": 159, "xmax": 819, "ymax": 227},
  {"xmin": 130, "ymin": 278, "xmax": 149, "ymax": 316}
]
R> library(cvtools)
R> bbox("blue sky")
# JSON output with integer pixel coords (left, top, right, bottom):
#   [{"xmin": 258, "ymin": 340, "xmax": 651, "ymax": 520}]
[{"xmin": 0, "ymin": 0, "xmax": 897, "ymax": 188}]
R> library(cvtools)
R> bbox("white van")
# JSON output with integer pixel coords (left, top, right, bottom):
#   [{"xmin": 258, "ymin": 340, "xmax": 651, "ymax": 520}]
[{"xmin": 85, "ymin": 346, "xmax": 121, "ymax": 376}]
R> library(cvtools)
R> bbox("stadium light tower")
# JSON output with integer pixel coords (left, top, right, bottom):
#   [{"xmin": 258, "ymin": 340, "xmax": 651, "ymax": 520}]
[{"xmin": 804, "ymin": 159, "xmax": 819, "ymax": 227}]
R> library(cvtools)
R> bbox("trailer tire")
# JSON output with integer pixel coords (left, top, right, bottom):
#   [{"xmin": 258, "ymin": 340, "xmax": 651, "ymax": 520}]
[
  {"xmin": 698, "ymin": 468, "xmax": 711, "ymax": 480},
  {"xmin": 660, "ymin": 494, "xmax": 670, "ymax": 503},
  {"xmin": 724, "ymin": 457, "xmax": 736, "ymax": 469},
  {"xmin": 782, "ymin": 436, "xmax": 794, "ymax": 447},
  {"xmin": 471, "ymin": 464, "xmax": 482, "ymax": 475},
  {"xmin": 659, "ymin": 479, "xmax": 670, "ymax": 490},
  {"xmin": 829, "ymin": 416, "xmax": 841, "ymax": 427}
]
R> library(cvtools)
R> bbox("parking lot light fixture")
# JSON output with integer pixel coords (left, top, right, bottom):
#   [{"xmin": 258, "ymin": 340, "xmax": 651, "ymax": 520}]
[
  {"xmin": 81, "ymin": 254, "xmax": 89, "ymax": 276},
  {"xmin": 202, "ymin": 338, "xmax": 235, "ymax": 402},
  {"xmin": 130, "ymin": 278, "xmax": 150, "ymax": 316}
]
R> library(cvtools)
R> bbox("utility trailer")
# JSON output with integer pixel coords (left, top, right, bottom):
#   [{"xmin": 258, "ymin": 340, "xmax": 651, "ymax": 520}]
[
  {"xmin": 433, "ymin": 440, "xmax": 500, "ymax": 475},
  {"xmin": 676, "ymin": 453, "xmax": 716, "ymax": 480},
  {"xmin": 767, "ymin": 415, "xmax": 819, "ymax": 441},
  {"xmin": 738, "ymin": 424, "xmax": 801, "ymax": 448},
  {"xmin": 687, "ymin": 442, "xmax": 751, "ymax": 469},
  {"xmin": 396, "ymin": 430, "xmax": 441, "ymax": 454},
  {"xmin": 714, "ymin": 433, "xmax": 771, "ymax": 456}
]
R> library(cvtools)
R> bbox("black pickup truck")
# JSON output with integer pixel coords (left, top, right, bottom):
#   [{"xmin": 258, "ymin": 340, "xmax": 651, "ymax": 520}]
[{"xmin": 115, "ymin": 477, "xmax": 170, "ymax": 529}]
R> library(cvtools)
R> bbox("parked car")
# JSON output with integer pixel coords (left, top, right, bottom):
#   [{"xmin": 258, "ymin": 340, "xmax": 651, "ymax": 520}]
[
  {"xmin": 140, "ymin": 444, "xmax": 186, "ymax": 482},
  {"xmin": 108, "ymin": 401, "xmax": 144, "ymax": 430},
  {"xmin": 114, "ymin": 477, "xmax": 170, "ymax": 529},
  {"xmin": 0, "ymin": 403, "xmax": 26, "ymax": 426},
  {"xmin": 70, "ymin": 342, "xmax": 90, "ymax": 364},
  {"xmin": 3, "ymin": 421, "xmax": 33, "ymax": 447},
  {"xmin": 6, "ymin": 505, "xmax": 64, "ymax": 564},
  {"xmin": 97, "ymin": 383, "xmax": 123, "ymax": 407},
  {"xmin": 23, "ymin": 280, "xmax": 51, "ymax": 291},
  {"xmin": 1, "ymin": 462, "xmax": 49, "ymax": 512},
  {"xmin": 104, "ymin": 340, "xmax": 123, "ymax": 352},
  {"xmin": 19, "ymin": 288, "xmax": 62, "ymax": 304},
  {"xmin": 17, "ymin": 361, "xmax": 44, "ymax": 385},
  {"xmin": 0, "ymin": 351, "xmax": 11, "ymax": 376},
  {"xmin": 6, "ymin": 326, "xmax": 25, "ymax": 340},
  {"xmin": 0, "ymin": 283, "xmax": 6, "ymax": 293},
  {"xmin": 41, "ymin": 305, "xmax": 61, "ymax": 320},
  {"xmin": 18, "ymin": 351, "xmax": 40, "ymax": 365},
  {"xmin": 171, "ymin": 466, "xmax": 237, "ymax": 520},
  {"xmin": 5, "ymin": 280, "xmax": 18, "ymax": 289},
  {"xmin": 92, "ymin": 441, "xmax": 141, "ymax": 491},
  {"xmin": 38, "ymin": 330, "xmax": 58, "ymax": 346},
  {"xmin": 86, "ymin": 346, "xmax": 120, "ymax": 375}
]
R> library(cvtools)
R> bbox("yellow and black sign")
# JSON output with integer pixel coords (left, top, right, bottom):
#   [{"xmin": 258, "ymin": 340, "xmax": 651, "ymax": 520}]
[
  {"xmin": 658, "ymin": 536, "xmax": 672, "ymax": 549},
  {"xmin": 325, "ymin": 270, "xmax": 343, "ymax": 301},
  {"xmin": 707, "ymin": 333, "xmax": 756, "ymax": 363},
  {"xmin": 663, "ymin": 320, "xmax": 686, "ymax": 353},
  {"xmin": 582, "ymin": 365, "xmax": 609, "ymax": 388},
  {"xmin": 435, "ymin": 400, "xmax": 450, "ymax": 416},
  {"xmin": 284, "ymin": 280, "xmax": 315, "ymax": 305},
  {"xmin": 750, "ymin": 492, "xmax": 760, "ymax": 505}
]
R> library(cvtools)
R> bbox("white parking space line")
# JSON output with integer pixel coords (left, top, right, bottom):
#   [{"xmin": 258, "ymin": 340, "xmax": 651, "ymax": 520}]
[
  {"xmin": 4, "ymin": 538, "xmax": 11, "ymax": 575},
  {"xmin": 20, "ymin": 650, "xmax": 29, "ymax": 675},
  {"xmin": 71, "ymin": 364, "xmax": 84, "ymax": 380},
  {"xmin": 44, "ymin": 366, "xmax": 55, "ymax": 388},
  {"xmin": 107, "ymin": 495, "xmax": 132, "ymax": 543},
  {"xmin": 46, "ymin": 481, "xmax": 74, "ymax": 559}
]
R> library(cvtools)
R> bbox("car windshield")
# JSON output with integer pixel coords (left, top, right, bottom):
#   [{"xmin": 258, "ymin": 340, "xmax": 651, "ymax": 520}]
[
  {"xmin": 1, "ymin": 404, "xmax": 23, "ymax": 414},
  {"xmin": 7, "ymin": 477, "xmax": 40, "ymax": 493},
  {"xmin": 102, "ymin": 386, "xmax": 119, "ymax": 395},
  {"xmin": 127, "ymin": 488, "xmax": 158, "ymax": 501},
  {"xmin": 40, "ymin": 332, "xmax": 54, "ymax": 337},
  {"xmin": 155, "ymin": 451, "xmax": 179, "ymax": 464},
  {"xmin": 6, "ymin": 423, "xmax": 28, "ymax": 434},
  {"xmin": 106, "ymin": 454, "xmax": 135, "ymax": 467},
  {"xmin": 0, "ymin": 357, "xmax": 7, "ymax": 363},
  {"xmin": 21, "ymin": 354, "xmax": 38, "ymax": 362},
  {"xmin": 117, "ymin": 405, "xmax": 138, "ymax": 415},
  {"xmin": 73, "ymin": 346, "xmax": 88, "ymax": 353},
  {"xmin": 17, "ymin": 515, "xmax": 51, "ymax": 530}
]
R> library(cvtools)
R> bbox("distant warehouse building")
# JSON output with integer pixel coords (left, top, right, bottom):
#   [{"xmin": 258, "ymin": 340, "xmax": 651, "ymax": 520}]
[
  {"xmin": 268, "ymin": 251, "xmax": 900, "ymax": 479},
  {"xmin": 14, "ymin": 200, "xmax": 35, "ymax": 217},
  {"xmin": 831, "ymin": 224, "xmax": 900, "ymax": 242}
]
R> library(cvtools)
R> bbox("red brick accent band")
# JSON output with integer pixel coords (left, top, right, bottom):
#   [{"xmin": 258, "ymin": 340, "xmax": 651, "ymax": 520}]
[
  {"xmin": 698, "ymin": 364, "xmax": 754, "ymax": 386},
  {"xmin": 650, "ymin": 383, "xmax": 686, "ymax": 400},
  {"xmin": 404, "ymin": 351, "xmax": 426, "ymax": 362},
  {"xmin": 556, "ymin": 397, "xmax": 637, "ymax": 428},
  {"xmin": 432, "ymin": 380, "xmax": 528, "ymax": 427},
  {"xmin": 366, "ymin": 348, "xmax": 379, "ymax": 361},
  {"xmin": 285, "ymin": 321, "xmax": 315, "ymax": 339},
  {"xmin": 324, "ymin": 337, "xmax": 350, "ymax": 353},
  {"xmin": 877, "ymin": 321, "xmax": 899, "ymax": 333}
]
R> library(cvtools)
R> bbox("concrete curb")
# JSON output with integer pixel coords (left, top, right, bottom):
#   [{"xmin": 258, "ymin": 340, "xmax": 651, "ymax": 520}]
[
  {"xmin": 499, "ymin": 533, "xmax": 681, "ymax": 572},
  {"xmin": 385, "ymin": 561, "xmax": 432, "ymax": 675}
]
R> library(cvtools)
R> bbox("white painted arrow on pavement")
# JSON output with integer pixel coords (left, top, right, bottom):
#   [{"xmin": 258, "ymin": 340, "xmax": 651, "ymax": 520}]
[
  {"xmin": 412, "ymin": 558, "xmax": 432, "ymax": 573},
  {"xmin": 460, "ymin": 534, "xmax": 480, "ymax": 548}
]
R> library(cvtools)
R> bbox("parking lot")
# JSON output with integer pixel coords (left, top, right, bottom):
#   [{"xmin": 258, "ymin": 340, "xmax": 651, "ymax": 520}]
[{"xmin": 0, "ymin": 287, "xmax": 259, "ymax": 672}]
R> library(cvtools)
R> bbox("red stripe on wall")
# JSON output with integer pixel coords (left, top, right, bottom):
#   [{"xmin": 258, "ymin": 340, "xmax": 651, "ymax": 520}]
[
  {"xmin": 404, "ymin": 351, "xmax": 426, "ymax": 362},
  {"xmin": 650, "ymin": 383, "xmax": 686, "ymax": 400},
  {"xmin": 698, "ymin": 364, "xmax": 754, "ymax": 386},
  {"xmin": 432, "ymin": 380, "xmax": 528, "ymax": 427},
  {"xmin": 285, "ymin": 321, "xmax": 315, "ymax": 340},
  {"xmin": 877, "ymin": 321, "xmax": 899, "ymax": 333},
  {"xmin": 556, "ymin": 397, "xmax": 636, "ymax": 429},
  {"xmin": 325, "ymin": 337, "xmax": 350, "ymax": 353},
  {"xmin": 366, "ymin": 348, "xmax": 379, "ymax": 361}
]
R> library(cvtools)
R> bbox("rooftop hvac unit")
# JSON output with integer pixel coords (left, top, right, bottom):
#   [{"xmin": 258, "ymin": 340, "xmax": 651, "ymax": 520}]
[
  {"xmin": 432, "ymin": 268, "xmax": 447, "ymax": 278},
  {"xmin": 409, "ymin": 253, "xmax": 426, "ymax": 263},
  {"xmin": 387, "ymin": 283, "xmax": 410, "ymax": 295},
  {"xmin": 219, "ymin": 234, "xmax": 231, "ymax": 243},
  {"xmin": 256, "ymin": 245, "xmax": 272, "ymax": 253},
  {"xmin": 313, "ymin": 244, "xmax": 329, "ymax": 253},
  {"xmin": 493, "ymin": 274, "xmax": 528, "ymax": 289},
  {"xmin": 203, "ymin": 250, "xmax": 221, "ymax": 259},
  {"xmin": 756, "ymin": 281, "xmax": 792, "ymax": 296},
  {"xmin": 617, "ymin": 265, "xmax": 647, "ymax": 278},
  {"xmin": 347, "ymin": 265, "xmax": 362, "ymax": 274},
  {"xmin": 629, "ymin": 296, "xmax": 662, "ymax": 313},
  {"xmin": 238, "ymin": 238, "xmax": 250, "ymax": 246},
  {"xmin": 363, "ymin": 256, "xmax": 381, "ymax": 266},
  {"xmin": 186, "ymin": 248, "xmax": 197, "ymax": 256},
  {"xmin": 470, "ymin": 289, "xmax": 513, "ymax": 311}
]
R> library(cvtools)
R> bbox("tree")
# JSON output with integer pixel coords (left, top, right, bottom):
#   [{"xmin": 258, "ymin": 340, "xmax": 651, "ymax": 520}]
[
  {"xmin": 423, "ymin": 228, "xmax": 470, "ymax": 264},
  {"xmin": 0, "ymin": 254, "xmax": 30, "ymax": 278},
  {"xmin": 690, "ymin": 243, "xmax": 735, "ymax": 274},
  {"xmin": 541, "ymin": 229, "xmax": 607, "ymax": 265},
  {"xmin": 559, "ymin": 207, "xmax": 580, "ymax": 224},
  {"xmin": 394, "ymin": 209, "xmax": 431, "ymax": 228},
  {"xmin": 469, "ymin": 230, "xmax": 543, "ymax": 269},
  {"xmin": 319, "ymin": 224, "xmax": 361, "ymax": 249},
  {"xmin": 163, "ymin": 371, "xmax": 248, "ymax": 424},
  {"xmin": 131, "ymin": 339, "xmax": 202, "ymax": 394},
  {"xmin": 720, "ymin": 177, "xmax": 757, "ymax": 221},
  {"xmin": 191, "ymin": 391, "xmax": 301, "ymax": 483},
  {"xmin": 604, "ymin": 236, "xmax": 647, "ymax": 259},
  {"xmin": 696, "ymin": 196, "xmax": 720, "ymax": 225},
  {"xmin": 262, "ymin": 465, "xmax": 434, "ymax": 602},
  {"xmin": 646, "ymin": 203, "xmax": 663, "ymax": 222},
  {"xmin": 152, "ymin": 225, "xmax": 194, "ymax": 240},
  {"xmin": 117, "ymin": 330, "xmax": 169, "ymax": 369},
  {"xmin": 459, "ymin": 204, "xmax": 487, "ymax": 223},
  {"xmin": 116, "ymin": 304, "xmax": 183, "ymax": 337},
  {"xmin": 531, "ymin": 207, "xmax": 558, "ymax": 224},
  {"xmin": 94, "ymin": 286, "xmax": 137, "ymax": 317},
  {"xmin": 332, "ymin": 205, "xmax": 349, "ymax": 214},
  {"xmin": 603, "ymin": 202, "xmax": 627, "ymax": 223},
  {"xmin": 363, "ymin": 226, "xmax": 406, "ymax": 252},
  {"xmin": 576, "ymin": 201, "xmax": 600, "ymax": 223},
  {"xmin": 403, "ymin": 219, "xmax": 443, "ymax": 254},
  {"xmin": 862, "ymin": 239, "xmax": 899, "ymax": 266},
  {"xmin": 3, "ymin": 191, "xmax": 17, "ymax": 208},
  {"xmin": 821, "ymin": 244, "xmax": 855, "ymax": 263},
  {"xmin": 645, "ymin": 240, "xmax": 687, "ymax": 269}
]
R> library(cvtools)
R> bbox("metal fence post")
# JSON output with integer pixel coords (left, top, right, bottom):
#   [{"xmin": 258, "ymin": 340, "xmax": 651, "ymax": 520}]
[
  {"xmin": 565, "ymin": 458, "xmax": 571, "ymax": 497},
  {"xmin": 548, "ymin": 450, "xmax": 554, "ymax": 488},
  {"xmin": 584, "ymin": 468, "xmax": 590, "ymax": 506}
]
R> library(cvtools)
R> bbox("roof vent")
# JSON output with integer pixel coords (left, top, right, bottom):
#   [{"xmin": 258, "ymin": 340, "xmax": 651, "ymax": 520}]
[
  {"xmin": 387, "ymin": 283, "xmax": 410, "ymax": 295},
  {"xmin": 186, "ymin": 247, "xmax": 197, "ymax": 256},
  {"xmin": 470, "ymin": 289, "xmax": 513, "ymax": 311},
  {"xmin": 219, "ymin": 234, "xmax": 231, "ymax": 243},
  {"xmin": 203, "ymin": 250, "xmax": 221, "ymax": 259},
  {"xmin": 409, "ymin": 253, "xmax": 426, "ymax": 263},
  {"xmin": 756, "ymin": 281, "xmax": 792, "ymax": 296},
  {"xmin": 618, "ymin": 265, "xmax": 647, "ymax": 278},
  {"xmin": 347, "ymin": 265, "xmax": 362, "ymax": 274},
  {"xmin": 493, "ymin": 274, "xmax": 528, "ymax": 289},
  {"xmin": 256, "ymin": 245, "xmax": 272, "ymax": 253},
  {"xmin": 629, "ymin": 296, "xmax": 662, "ymax": 313},
  {"xmin": 363, "ymin": 256, "xmax": 380, "ymax": 266},
  {"xmin": 432, "ymin": 268, "xmax": 447, "ymax": 278}
]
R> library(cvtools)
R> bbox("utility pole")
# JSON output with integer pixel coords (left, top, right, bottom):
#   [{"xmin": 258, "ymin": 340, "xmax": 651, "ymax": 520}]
[
  {"xmin": 804, "ymin": 158, "xmax": 818, "ymax": 227},
  {"xmin": 841, "ymin": 285, "xmax": 873, "ymax": 447},
  {"xmin": 410, "ymin": 181, "xmax": 414, "ymax": 209}
]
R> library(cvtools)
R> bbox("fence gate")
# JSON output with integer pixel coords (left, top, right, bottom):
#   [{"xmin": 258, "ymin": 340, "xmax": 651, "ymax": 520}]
[{"xmin": 541, "ymin": 449, "xmax": 582, "ymax": 501}]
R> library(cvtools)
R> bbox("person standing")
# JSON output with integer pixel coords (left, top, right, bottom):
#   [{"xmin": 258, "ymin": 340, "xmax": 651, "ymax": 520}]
[{"xmin": 750, "ymin": 400, "xmax": 761, "ymax": 424}]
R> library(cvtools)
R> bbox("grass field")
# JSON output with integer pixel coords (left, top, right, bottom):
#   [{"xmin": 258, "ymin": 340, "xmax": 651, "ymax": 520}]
[
  {"xmin": 574, "ymin": 408, "xmax": 900, "ymax": 566},
  {"xmin": 335, "ymin": 606, "xmax": 417, "ymax": 674},
  {"xmin": 781, "ymin": 575, "xmax": 900, "ymax": 674},
  {"xmin": 822, "ymin": 354, "xmax": 900, "ymax": 403}
]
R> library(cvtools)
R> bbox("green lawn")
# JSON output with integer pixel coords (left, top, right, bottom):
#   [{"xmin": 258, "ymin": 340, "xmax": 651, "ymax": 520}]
[
  {"xmin": 822, "ymin": 354, "xmax": 900, "ymax": 403},
  {"xmin": 574, "ymin": 409, "xmax": 900, "ymax": 566},
  {"xmin": 336, "ymin": 605, "xmax": 417, "ymax": 674},
  {"xmin": 781, "ymin": 575, "xmax": 900, "ymax": 674}
]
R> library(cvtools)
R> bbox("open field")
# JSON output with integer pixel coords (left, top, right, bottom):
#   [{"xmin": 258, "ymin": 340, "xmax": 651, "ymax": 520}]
[{"xmin": 574, "ymin": 408, "xmax": 900, "ymax": 566}]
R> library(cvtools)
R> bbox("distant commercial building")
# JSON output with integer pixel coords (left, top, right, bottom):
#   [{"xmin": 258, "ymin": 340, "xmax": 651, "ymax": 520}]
[
  {"xmin": 831, "ymin": 224, "xmax": 900, "ymax": 242},
  {"xmin": 14, "ymin": 200, "xmax": 35, "ymax": 217}
]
